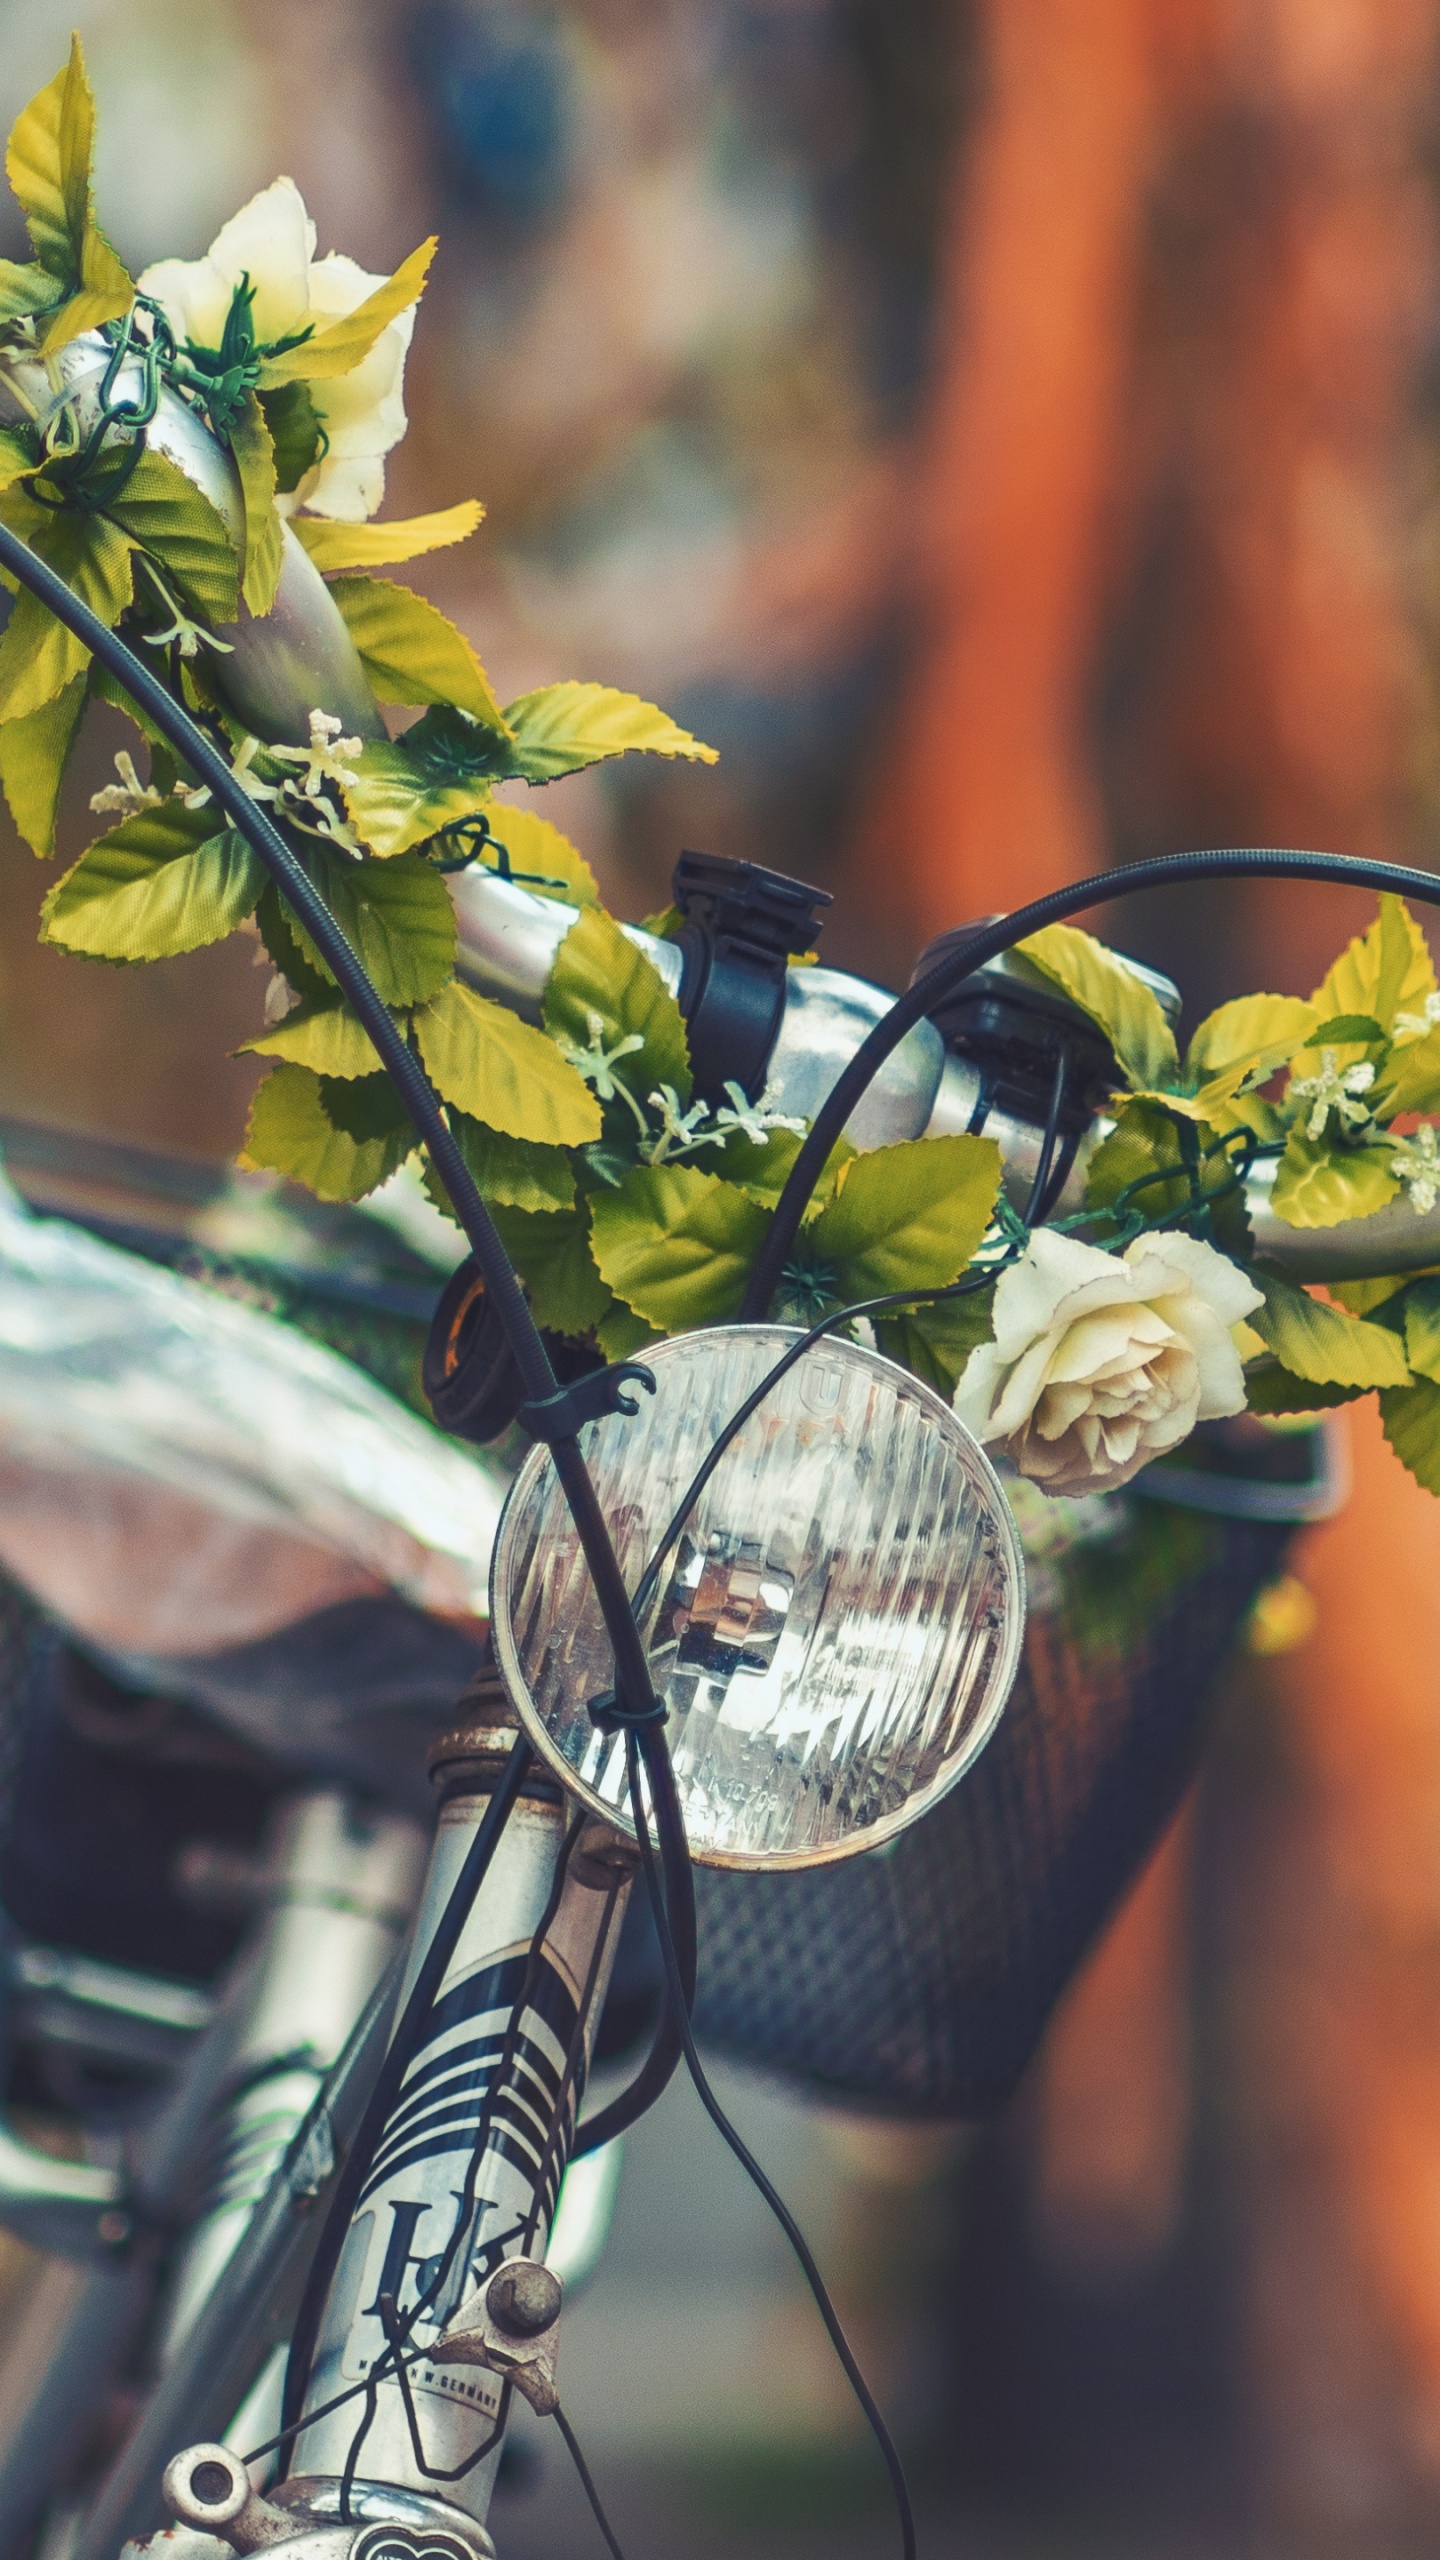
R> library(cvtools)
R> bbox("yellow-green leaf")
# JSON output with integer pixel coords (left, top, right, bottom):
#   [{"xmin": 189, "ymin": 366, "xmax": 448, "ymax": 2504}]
[
  {"xmin": 1084, "ymin": 1097, "xmax": 1251, "ymax": 1254},
  {"xmin": 1244, "ymin": 1361, "xmax": 1366, "ymax": 1416},
  {"xmin": 291, "ymin": 501, "xmax": 483, "ymax": 573},
  {"xmin": 240, "ymin": 1064, "xmax": 415, "ymax": 1202},
  {"xmin": 1016, "ymin": 923, "xmax": 1179, "ymax": 1091},
  {"xmin": 1311, "ymin": 894, "xmax": 1434, "ymax": 1037},
  {"xmin": 240, "ymin": 996, "xmax": 396, "ymax": 1078},
  {"xmin": 340, "ymin": 740, "xmax": 491, "ymax": 860},
  {"xmin": 0, "ymin": 673, "xmax": 85, "ymax": 857},
  {"xmin": 0, "ymin": 259, "xmax": 61, "ymax": 326},
  {"xmin": 0, "ymin": 513, "xmax": 133, "ymax": 722},
  {"xmin": 105, "ymin": 447, "xmax": 240, "ymax": 628},
  {"xmin": 257, "ymin": 239, "xmax": 437, "ymax": 386},
  {"xmin": 1380, "ymin": 1378, "xmax": 1440, "ymax": 1493},
  {"xmin": 7, "ymin": 39, "xmax": 91, "ymax": 280},
  {"xmin": 1251, "ymin": 1270, "xmax": 1410, "ymax": 1389},
  {"xmin": 0, "ymin": 428, "xmax": 35, "ymax": 492},
  {"xmin": 227, "ymin": 393, "xmax": 284, "ymax": 618},
  {"xmin": 1184, "ymin": 993, "xmax": 1319, "ymax": 1083},
  {"xmin": 258, "ymin": 382, "xmax": 323, "ymax": 495},
  {"xmin": 501, "ymin": 682, "xmax": 718, "ymax": 783},
  {"xmin": 44, "ymin": 227, "xmax": 133, "ymax": 351},
  {"xmin": 481, "ymin": 802, "xmax": 597, "ymax": 904},
  {"xmin": 41, "ymin": 804, "xmax": 263, "ymax": 960},
  {"xmin": 544, "ymin": 902, "xmax": 690, "ymax": 1101},
  {"xmin": 413, "ymin": 980, "xmax": 600, "ymax": 1146},
  {"xmin": 876, "ymin": 1287, "xmax": 996, "ymax": 1399},
  {"xmin": 1380, "ymin": 1027, "xmax": 1440, "ymax": 1118},
  {"xmin": 1269, "ymin": 1129, "xmax": 1400, "ymax": 1227},
  {"xmin": 328, "ymin": 576, "xmax": 508, "ymax": 730},
  {"xmin": 277, "ymin": 847, "xmax": 457, "ymax": 1007},
  {"xmin": 1402, "ymin": 1279, "xmax": 1440, "ymax": 1385},
  {"xmin": 590, "ymin": 1163, "xmax": 770, "ymax": 1331},
  {"xmin": 806, "ymin": 1134, "xmax": 1003, "ymax": 1301},
  {"xmin": 424, "ymin": 1122, "xmax": 575, "ymax": 1223},
  {"xmin": 490, "ymin": 1203, "xmax": 609, "ymax": 1334}
]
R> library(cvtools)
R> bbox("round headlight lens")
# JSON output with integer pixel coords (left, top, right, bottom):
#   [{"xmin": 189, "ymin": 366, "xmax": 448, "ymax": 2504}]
[{"xmin": 491, "ymin": 1324, "xmax": 1026, "ymax": 1870}]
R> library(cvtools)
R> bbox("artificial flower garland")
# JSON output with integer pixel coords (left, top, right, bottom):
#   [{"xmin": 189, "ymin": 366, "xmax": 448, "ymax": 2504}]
[{"xmin": 2, "ymin": 43, "xmax": 1440, "ymax": 1502}]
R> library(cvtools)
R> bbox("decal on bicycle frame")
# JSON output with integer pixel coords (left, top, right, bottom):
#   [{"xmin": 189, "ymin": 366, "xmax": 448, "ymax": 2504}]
[{"xmin": 338, "ymin": 1945, "xmax": 581, "ymax": 2411}]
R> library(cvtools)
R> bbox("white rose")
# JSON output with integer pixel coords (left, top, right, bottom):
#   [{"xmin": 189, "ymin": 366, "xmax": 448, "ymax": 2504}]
[
  {"xmin": 954, "ymin": 1227, "xmax": 1262, "ymax": 1497},
  {"xmin": 139, "ymin": 178, "xmax": 415, "ymax": 523}
]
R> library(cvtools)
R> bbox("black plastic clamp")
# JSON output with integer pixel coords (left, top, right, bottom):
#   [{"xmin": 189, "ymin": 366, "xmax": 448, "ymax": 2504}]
[
  {"xmin": 587, "ymin": 1685, "xmax": 668, "ymax": 1734},
  {"xmin": 517, "ymin": 1359, "xmax": 656, "ymax": 1445}
]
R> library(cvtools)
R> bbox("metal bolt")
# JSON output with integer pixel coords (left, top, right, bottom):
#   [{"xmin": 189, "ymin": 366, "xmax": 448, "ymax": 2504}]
[
  {"xmin": 485, "ymin": 2258, "xmax": 561, "ymax": 2339},
  {"xmin": 163, "ymin": 2444, "xmax": 250, "ymax": 2529}
]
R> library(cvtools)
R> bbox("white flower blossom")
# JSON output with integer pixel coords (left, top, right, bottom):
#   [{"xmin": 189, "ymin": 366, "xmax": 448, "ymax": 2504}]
[
  {"xmin": 89, "ymin": 751, "xmax": 162, "ymax": 818},
  {"xmin": 1288, "ymin": 1047, "xmax": 1377, "ymax": 1143},
  {"xmin": 560, "ymin": 1012, "xmax": 647, "ymax": 1114},
  {"xmin": 138, "ymin": 177, "xmax": 417, "ymax": 521},
  {"xmin": 269, "ymin": 708, "xmax": 365, "ymax": 798},
  {"xmin": 1391, "ymin": 1123, "xmax": 1440, "ymax": 1214},
  {"xmin": 712, "ymin": 1080, "xmax": 808, "ymax": 1146},
  {"xmin": 954, "ymin": 1227, "xmax": 1262, "ymax": 1498},
  {"xmin": 1396, "ymin": 992, "xmax": 1440, "ymax": 1041}
]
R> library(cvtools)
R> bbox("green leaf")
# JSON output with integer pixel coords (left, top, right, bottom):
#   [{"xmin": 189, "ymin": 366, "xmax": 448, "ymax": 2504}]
[
  {"xmin": 257, "ymin": 238, "xmax": 436, "ymax": 385},
  {"xmin": 0, "ymin": 512, "xmax": 132, "ymax": 722},
  {"xmin": 413, "ymin": 980, "xmax": 600, "ymax": 1145},
  {"xmin": 1084, "ymin": 1097, "xmax": 1250, "ymax": 1254},
  {"xmin": 544, "ymin": 903, "xmax": 690, "ymax": 1102},
  {"xmin": 1269, "ymin": 1129, "xmax": 1400, "ymax": 1227},
  {"xmin": 227, "ymin": 393, "xmax": 284, "ymax": 618},
  {"xmin": 0, "ymin": 258, "xmax": 62, "ymax": 327},
  {"xmin": 257, "ymin": 383, "xmax": 323, "ymax": 495},
  {"xmin": 1251, "ymin": 1270, "xmax": 1410, "ymax": 1388},
  {"xmin": 1402, "ymin": 1278, "xmax": 1440, "ymax": 1385},
  {"xmin": 0, "ymin": 428, "xmax": 36, "ymax": 491},
  {"xmin": 424, "ymin": 1122, "xmax": 575, "ymax": 1222},
  {"xmin": 255, "ymin": 883, "xmax": 334, "ymax": 1005},
  {"xmin": 589, "ymin": 1163, "xmax": 770, "ymax": 1330},
  {"xmin": 1329, "ymin": 1273, "xmax": 1414, "ymax": 1315},
  {"xmin": 481, "ymin": 802, "xmax": 597, "ymax": 904},
  {"xmin": 240, "ymin": 996, "xmax": 394, "ymax": 1078},
  {"xmin": 1184, "ymin": 993, "xmax": 1319, "ymax": 1081},
  {"xmin": 805, "ymin": 1134, "xmax": 1002, "ymax": 1301},
  {"xmin": 6, "ymin": 40, "xmax": 132, "ymax": 345},
  {"xmin": 340, "ymin": 739, "xmax": 491, "ymax": 860},
  {"xmin": 1312, "ymin": 895, "xmax": 1434, "ymax": 1036},
  {"xmin": 240, "ymin": 1063, "xmax": 415, "ymax": 1202},
  {"xmin": 876, "ymin": 1286, "xmax": 996, "ymax": 1398},
  {"xmin": 1380, "ymin": 1376, "xmax": 1440, "ymax": 1492},
  {"xmin": 500, "ymin": 682, "xmax": 718, "ymax": 783},
  {"xmin": 328, "ymin": 577, "xmax": 508, "ymax": 731},
  {"xmin": 0, "ymin": 673, "xmax": 85, "ymax": 856},
  {"xmin": 1379, "ymin": 1027, "xmax": 1440, "ymax": 1118},
  {"xmin": 276, "ymin": 847, "xmax": 457, "ymax": 1007},
  {"xmin": 1303, "ymin": 1014, "xmax": 1386, "ymax": 1048},
  {"xmin": 596, "ymin": 1301, "xmax": 661, "ymax": 1359},
  {"xmin": 105, "ymin": 447, "xmax": 240, "ymax": 627},
  {"xmin": 490, "ymin": 1203, "xmax": 610, "ymax": 1335},
  {"xmin": 41, "ymin": 803, "xmax": 263, "ymax": 960},
  {"xmin": 291, "ymin": 501, "xmax": 483, "ymax": 572},
  {"xmin": 1244, "ymin": 1360, "xmax": 1366, "ymax": 1416},
  {"xmin": 1016, "ymin": 923, "xmax": 1178, "ymax": 1091}
]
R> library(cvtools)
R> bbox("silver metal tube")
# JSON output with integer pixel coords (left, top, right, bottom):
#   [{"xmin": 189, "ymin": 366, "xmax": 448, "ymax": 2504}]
[{"xmin": 296, "ymin": 1787, "xmax": 633, "ymax": 2528}]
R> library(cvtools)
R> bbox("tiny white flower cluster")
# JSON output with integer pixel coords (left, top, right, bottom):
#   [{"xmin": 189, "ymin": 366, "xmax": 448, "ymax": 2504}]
[
  {"xmin": 91, "ymin": 712, "xmax": 362, "ymax": 852},
  {"xmin": 1289, "ymin": 1046, "xmax": 1377, "ymax": 1143},
  {"xmin": 558, "ymin": 1012, "xmax": 805, "ymax": 1165},
  {"xmin": 1391, "ymin": 1123, "xmax": 1440, "ymax": 1214}
]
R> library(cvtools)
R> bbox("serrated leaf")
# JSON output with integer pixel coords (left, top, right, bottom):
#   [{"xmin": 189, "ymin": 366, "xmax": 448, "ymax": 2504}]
[
  {"xmin": 105, "ymin": 447, "xmax": 240, "ymax": 627},
  {"xmin": 1303, "ymin": 1013, "xmax": 1386, "ymax": 1048},
  {"xmin": 1017, "ymin": 923, "xmax": 1178, "ymax": 1091},
  {"xmin": 805, "ymin": 1134, "xmax": 1002, "ymax": 1302},
  {"xmin": 0, "ymin": 673, "xmax": 85, "ymax": 856},
  {"xmin": 1269, "ymin": 1128, "xmax": 1400, "ymax": 1227},
  {"xmin": 258, "ymin": 238, "xmax": 437, "ymax": 386},
  {"xmin": 277, "ymin": 847, "xmax": 457, "ymax": 1007},
  {"xmin": 328, "ymin": 576, "xmax": 508, "ymax": 730},
  {"xmin": 596, "ymin": 1301, "xmax": 661, "ymax": 1359},
  {"xmin": 1084, "ymin": 1097, "xmax": 1251, "ymax": 1254},
  {"xmin": 292, "ymin": 501, "xmax": 483, "ymax": 572},
  {"xmin": 255, "ymin": 882, "xmax": 334, "ymax": 1005},
  {"xmin": 501, "ymin": 682, "xmax": 718, "ymax": 783},
  {"xmin": 0, "ymin": 512, "xmax": 132, "ymax": 721},
  {"xmin": 1311, "ymin": 895, "xmax": 1434, "ymax": 1036},
  {"xmin": 424, "ymin": 1122, "xmax": 575, "ymax": 1222},
  {"xmin": 589, "ymin": 1163, "xmax": 770, "ymax": 1330},
  {"xmin": 481, "ymin": 802, "xmax": 597, "ymax": 904},
  {"xmin": 1184, "ymin": 993, "xmax": 1319, "ymax": 1082},
  {"xmin": 1380, "ymin": 1027, "xmax": 1440, "ymax": 1117},
  {"xmin": 1244, "ymin": 1361, "xmax": 1366, "ymax": 1416},
  {"xmin": 240, "ymin": 996, "xmax": 395, "ymax": 1078},
  {"xmin": 1380, "ymin": 1377, "xmax": 1440, "ymax": 1493},
  {"xmin": 240, "ymin": 1063, "xmax": 415, "ymax": 1202},
  {"xmin": 257, "ymin": 383, "xmax": 323, "ymax": 495},
  {"xmin": 1402, "ymin": 1278, "xmax": 1440, "ymax": 1385},
  {"xmin": 544, "ymin": 903, "xmax": 690, "ymax": 1102},
  {"xmin": 41, "ymin": 804, "xmax": 263, "ymax": 960},
  {"xmin": 489, "ymin": 1203, "xmax": 610, "ymax": 1335},
  {"xmin": 7, "ymin": 40, "xmax": 132, "ymax": 347},
  {"xmin": 227, "ymin": 393, "xmax": 284, "ymax": 617},
  {"xmin": 876, "ymin": 1286, "xmax": 996, "ymax": 1398},
  {"xmin": 0, "ymin": 258, "xmax": 62, "ymax": 326},
  {"xmin": 340, "ymin": 739, "xmax": 491, "ymax": 859},
  {"xmin": 413, "ymin": 980, "xmax": 600, "ymax": 1145},
  {"xmin": 1251, "ymin": 1269, "xmax": 1410, "ymax": 1388}
]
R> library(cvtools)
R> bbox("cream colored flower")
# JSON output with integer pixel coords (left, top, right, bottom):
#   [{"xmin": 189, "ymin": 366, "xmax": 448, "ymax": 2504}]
[
  {"xmin": 138, "ymin": 179, "xmax": 416, "ymax": 521},
  {"xmin": 955, "ymin": 1227, "xmax": 1262, "ymax": 1498}
]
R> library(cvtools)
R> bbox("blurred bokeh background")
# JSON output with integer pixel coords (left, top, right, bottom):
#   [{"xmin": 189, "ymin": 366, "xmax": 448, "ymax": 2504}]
[{"xmin": 7, "ymin": 1, "xmax": 1440, "ymax": 2552}]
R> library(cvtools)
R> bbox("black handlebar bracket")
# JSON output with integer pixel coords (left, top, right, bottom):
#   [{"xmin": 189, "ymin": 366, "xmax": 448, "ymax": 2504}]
[{"xmin": 670, "ymin": 851, "xmax": 832, "ymax": 1103}]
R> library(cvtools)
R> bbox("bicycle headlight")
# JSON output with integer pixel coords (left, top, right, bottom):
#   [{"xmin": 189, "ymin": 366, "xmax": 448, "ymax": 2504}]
[{"xmin": 490, "ymin": 1325, "xmax": 1026, "ymax": 1870}]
